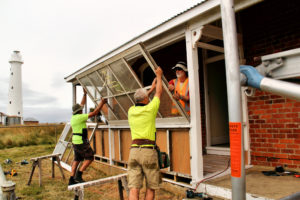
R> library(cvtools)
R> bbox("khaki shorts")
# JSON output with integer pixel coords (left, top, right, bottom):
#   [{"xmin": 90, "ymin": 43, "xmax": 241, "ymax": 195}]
[{"xmin": 128, "ymin": 147, "xmax": 161, "ymax": 189}]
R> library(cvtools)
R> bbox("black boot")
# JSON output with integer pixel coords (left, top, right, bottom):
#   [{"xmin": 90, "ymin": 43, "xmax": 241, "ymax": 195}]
[
  {"xmin": 74, "ymin": 171, "xmax": 85, "ymax": 183},
  {"xmin": 68, "ymin": 176, "xmax": 77, "ymax": 185}
]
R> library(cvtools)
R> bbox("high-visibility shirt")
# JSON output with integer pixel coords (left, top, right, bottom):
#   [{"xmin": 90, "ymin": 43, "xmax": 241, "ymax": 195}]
[
  {"xmin": 169, "ymin": 78, "xmax": 190, "ymax": 115},
  {"xmin": 128, "ymin": 97, "xmax": 160, "ymax": 146},
  {"xmin": 70, "ymin": 114, "xmax": 88, "ymax": 144}
]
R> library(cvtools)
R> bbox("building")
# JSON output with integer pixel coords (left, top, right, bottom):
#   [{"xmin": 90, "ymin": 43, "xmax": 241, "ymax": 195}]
[
  {"xmin": 23, "ymin": 117, "xmax": 39, "ymax": 125},
  {"xmin": 0, "ymin": 112, "xmax": 7, "ymax": 125},
  {"xmin": 63, "ymin": 0, "xmax": 300, "ymax": 191},
  {"xmin": 7, "ymin": 50, "xmax": 24, "ymax": 125}
]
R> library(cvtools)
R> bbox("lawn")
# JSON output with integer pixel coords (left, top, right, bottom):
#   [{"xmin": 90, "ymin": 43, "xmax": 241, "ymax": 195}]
[{"xmin": 0, "ymin": 145, "xmax": 184, "ymax": 200}]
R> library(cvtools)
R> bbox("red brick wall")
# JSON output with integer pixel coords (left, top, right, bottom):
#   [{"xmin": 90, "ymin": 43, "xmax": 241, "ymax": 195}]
[
  {"xmin": 248, "ymin": 90, "xmax": 300, "ymax": 168},
  {"xmin": 239, "ymin": 0, "xmax": 300, "ymax": 168},
  {"xmin": 239, "ymin": 0, "xmax": 300, "ymax": 66}
]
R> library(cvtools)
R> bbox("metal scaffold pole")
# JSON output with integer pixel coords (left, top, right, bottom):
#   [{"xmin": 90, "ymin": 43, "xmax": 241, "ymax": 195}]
[{"xmin": 220, "ymin": 0, "xmax": 246, "ymax": 199}]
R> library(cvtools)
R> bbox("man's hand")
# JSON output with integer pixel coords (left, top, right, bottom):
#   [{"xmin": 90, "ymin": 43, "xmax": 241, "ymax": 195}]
[
  {"xmin": 155, "ymin": 67, "xmax": 163, "ymax": 77},
  {"xmin": 173, "ymin": 91, "xmax": 180, "ymax": 101},
  {"xmin": 101, "ymin": 98, "xmax": 107, "ymax": 104},
  {"xmin": 168, "ymin": 84, "xmax": 175, "ymax": 92}
]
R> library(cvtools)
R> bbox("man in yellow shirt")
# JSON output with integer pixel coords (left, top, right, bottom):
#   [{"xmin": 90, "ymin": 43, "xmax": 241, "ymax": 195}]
[
  {"xmin": 68, "ymin": 89, "xmax": 106, "ymax": 185},
  {"xmin": 128, "ymin": 67, "xmax": 163, "ymax": 200}
]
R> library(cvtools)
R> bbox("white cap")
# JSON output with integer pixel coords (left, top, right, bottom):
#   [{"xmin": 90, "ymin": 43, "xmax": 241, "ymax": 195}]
[{"xmin": 172, "ymin": 61, "xmax": 187, "ymax": 72}]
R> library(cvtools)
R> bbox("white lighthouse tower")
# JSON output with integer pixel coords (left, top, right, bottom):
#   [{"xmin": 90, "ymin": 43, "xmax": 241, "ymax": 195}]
[{"xmin": 7, "ymin": 50, "xmax": 24, "ymax": 124}]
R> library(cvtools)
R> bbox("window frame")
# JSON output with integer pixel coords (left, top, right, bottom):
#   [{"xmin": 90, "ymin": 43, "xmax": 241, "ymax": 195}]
[{"xmin": 75, "ymin": 43, "xmax": 189, "ymax": 125}]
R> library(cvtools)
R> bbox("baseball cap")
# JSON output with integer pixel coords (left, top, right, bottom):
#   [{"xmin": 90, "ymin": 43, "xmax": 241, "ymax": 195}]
[{"xmin": 172, "ymin": 61, "xmax": 188, "ymax": 72}]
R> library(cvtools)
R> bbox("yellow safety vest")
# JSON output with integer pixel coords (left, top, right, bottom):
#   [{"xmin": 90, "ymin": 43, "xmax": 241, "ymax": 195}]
[{"xmin": 171, "ymin": 78, "xmax": 190, "ymax": 115}]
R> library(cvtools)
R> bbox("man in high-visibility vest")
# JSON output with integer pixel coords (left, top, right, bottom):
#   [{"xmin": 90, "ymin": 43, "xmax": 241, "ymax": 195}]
[
  {"xmin": 68, "ymin": 89, "xmax": 107, "ymax": 185},
  {"xmin": 168, "ymin": 61, "xmax": 190, "ymax": 115}
]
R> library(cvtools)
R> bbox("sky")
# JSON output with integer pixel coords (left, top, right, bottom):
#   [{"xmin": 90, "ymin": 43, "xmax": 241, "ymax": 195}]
[{"xmin": 0, "ymin": 0, "xmax": 202, "ymax": 123}]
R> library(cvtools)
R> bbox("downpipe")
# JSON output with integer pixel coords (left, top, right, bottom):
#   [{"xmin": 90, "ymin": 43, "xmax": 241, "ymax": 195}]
[
  {"xmin": 0, "ymin": 165, "xmax": 16, "ymax": 200},
  {"xmin": 240, "ymin": 65, "xmax": 300, "ymax": 101}
]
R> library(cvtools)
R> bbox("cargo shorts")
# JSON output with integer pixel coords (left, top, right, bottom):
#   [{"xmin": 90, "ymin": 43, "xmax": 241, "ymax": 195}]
[
  {"xmin": 73, "ymin": 142, "xmax": 94, "ymax": 161},
  {"xmin": 128, "ymin": 147, "xmax": 161, "ymax": 189}
]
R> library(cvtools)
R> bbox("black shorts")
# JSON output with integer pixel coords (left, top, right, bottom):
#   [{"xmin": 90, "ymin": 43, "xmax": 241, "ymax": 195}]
[{"xmin": 73, "ymin": 142, "xmax": 95, "ymax": 161}]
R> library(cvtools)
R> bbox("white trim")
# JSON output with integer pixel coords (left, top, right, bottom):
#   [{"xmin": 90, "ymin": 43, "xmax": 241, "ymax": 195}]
[
  {"xmin": 202, "ymin": 49, "xmax": 211, "ymax": 147},
  {"xmin": 109, "ymin": 128, "xmax": 114, "ymax": 165},
  {"xmin": 206, "ymin": 147, "xmax": 230, "ymax": 156},
  {"xmin": 166, "ymin": 130, "xmax": 171, "ymax": 172},
  {"xmin": 118, "ymin": 130, "xmax": 122, "ymax": 161},
  {"xmin": 185, "ymin": 26, "xmax": 204, "ymax": 183}
]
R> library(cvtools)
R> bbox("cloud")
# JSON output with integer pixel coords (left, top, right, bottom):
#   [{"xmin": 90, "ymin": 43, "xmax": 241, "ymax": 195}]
[
  {"xmin": 24, "ymin": 106, "xmax": 71, "ymax": 123},
  {"xmin": 23, "ymin": 84, "xmax": 58, "ymax": 106}
]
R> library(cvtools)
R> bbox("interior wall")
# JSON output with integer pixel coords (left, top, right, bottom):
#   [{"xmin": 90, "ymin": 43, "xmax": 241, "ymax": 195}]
[{"xmin": 206, "ymin": 60, "xmax": 229, "ymax": 146}]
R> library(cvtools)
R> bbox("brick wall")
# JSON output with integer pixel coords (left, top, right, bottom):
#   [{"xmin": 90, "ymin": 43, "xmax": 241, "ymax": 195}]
[
  {"xmin": 248, "ymin": 90, "xmax": 300, "ymax": 168},
  {"xmin": 240, "ymin": 0, "xmax": 300, "ymax": 168},
  {"xmin": 240, "ymin": 0, "xmax": 300, "ymax": 66}
]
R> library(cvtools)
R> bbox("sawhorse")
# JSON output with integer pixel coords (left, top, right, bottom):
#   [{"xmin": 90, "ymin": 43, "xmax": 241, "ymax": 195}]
[
  {"xmin": 68, "ymin": 173, "xmax": 129, "ymax": 200},
  {"xmin": 27, "ymin": 153, "xmax": 65, "ymax": 186}
]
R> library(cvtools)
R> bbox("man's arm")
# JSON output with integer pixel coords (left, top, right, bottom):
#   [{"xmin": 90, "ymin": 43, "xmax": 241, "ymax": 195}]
[
  {"xmin": 154, "ymin": 67, "xmax": 163, "ymax": 99},
  {"xmin": 147, "ymin": 78, "xmax": 157, "ymax": 96},
  {"xmin": 88, "ymin": 98, "xmax": 107, "ymax": 118},
  {"xmin": 80, "ymin": 89, "xmax": 87, "ymax": 106}
]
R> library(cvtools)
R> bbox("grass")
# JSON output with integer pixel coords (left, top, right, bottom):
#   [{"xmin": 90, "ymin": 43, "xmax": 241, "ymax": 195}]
[
  {"xmin": 0, "ymin": 144, "xmax": 187, "ymax": 200},
  {"xmin": 0, "ymin": 126, "xmax": 187, "ymax": 199},
  {"xmin": 0, "ymin": 125, "xmax": 64, "ymax": 149}
]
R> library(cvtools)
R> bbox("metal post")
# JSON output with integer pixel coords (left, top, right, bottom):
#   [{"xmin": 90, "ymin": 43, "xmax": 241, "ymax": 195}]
[
  {"xmin": 0, "ymin": 164, "xmax": 16, "ymax": 200},
  {"xmin": 220, "ymin": 0, "xmax": 245, "ymax": 199}
]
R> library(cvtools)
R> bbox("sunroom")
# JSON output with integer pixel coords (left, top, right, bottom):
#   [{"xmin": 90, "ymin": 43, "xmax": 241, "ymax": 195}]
[{"xmin": 62, "ymin": 0, "xmax": 260, "ymax": 186}]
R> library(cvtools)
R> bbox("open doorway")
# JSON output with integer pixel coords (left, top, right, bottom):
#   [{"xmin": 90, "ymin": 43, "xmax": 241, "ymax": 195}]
[{"xmin": 205, "ymin": 60, "xmax": 229, "ymax": 148}]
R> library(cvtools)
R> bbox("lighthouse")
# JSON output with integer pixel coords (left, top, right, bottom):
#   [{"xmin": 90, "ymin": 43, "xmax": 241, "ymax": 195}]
[{"xmin": 7, "ymin": 50, "xmax": 24, "ymax": 124}]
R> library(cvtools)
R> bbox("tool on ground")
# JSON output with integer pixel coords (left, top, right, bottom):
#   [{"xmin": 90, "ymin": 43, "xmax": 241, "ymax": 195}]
[
  {"xmin": 4, "ymin": 158, "xmax": 12, "ymax": 164},
  {"xmin": 186, "ymin": 190, "xmax": 212, "ymax": 199},
  {"xmin": 16, "ymin": 159, "xmax": 29, "ymax": 165},
  {"xmin": 4, "ymin": 169, "xmax": 18, "ymax": 177}
]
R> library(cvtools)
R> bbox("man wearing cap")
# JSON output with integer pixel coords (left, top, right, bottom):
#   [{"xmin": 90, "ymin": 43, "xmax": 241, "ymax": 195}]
[
  {"xmin": 168, "ymin": 61, "xmax": 190, "ymax": 115},
  {"xmin": 128, "ymin": 67, "xmax": 163, "ymax": 200},
  {"xmin": 68, "ymin": 89, "xmax": 107, "ymax": 185}
]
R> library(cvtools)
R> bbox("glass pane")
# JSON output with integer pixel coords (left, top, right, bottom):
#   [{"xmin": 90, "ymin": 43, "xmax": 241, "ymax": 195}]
[
  {"xmin": 88, "ymin": 72, "xmax": 107, "ymax": 97},
  {"xmin": 97, "ymin": 67, "xmax": 124, "ymax": 95},
  {"xmin": 115, "ymin": 95, "xmax": 134, "ymax": 114},
  {"xmin": 79, "ymin": 76, "xmax": 99, "ymax": 100},
  {"xmin": 109, "ymin": 59, "xmax": 140, "ymax": 92},
  {"xmin": 108, "ymin": 97, "xmax": 127, "ymax": 120}
]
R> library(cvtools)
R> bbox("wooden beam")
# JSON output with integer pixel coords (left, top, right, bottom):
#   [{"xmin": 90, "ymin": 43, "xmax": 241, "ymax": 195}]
[
  {"xmin": 202, "ymin": 25, "xmax": 223, "ymax": 40},
  {"xmin": 197, "ymin": 42, "xmax": 224, "ymax": 53},
  {"xmin": 31, "ymin": 153, "xmax": 61, "ymax": 161},
  {"xmin": 206, "ymin": 54, "xmax": 225, "ymax": 64}
]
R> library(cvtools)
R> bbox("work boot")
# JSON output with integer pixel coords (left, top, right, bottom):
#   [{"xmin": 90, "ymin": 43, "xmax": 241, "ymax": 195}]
[
  {"xmin": 74, "ymin": 171, "xmax": 85, "ymax": 183},
  {"xmin": 68, "ymin": 176, "xmax": 77, "ymax": 185}
]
